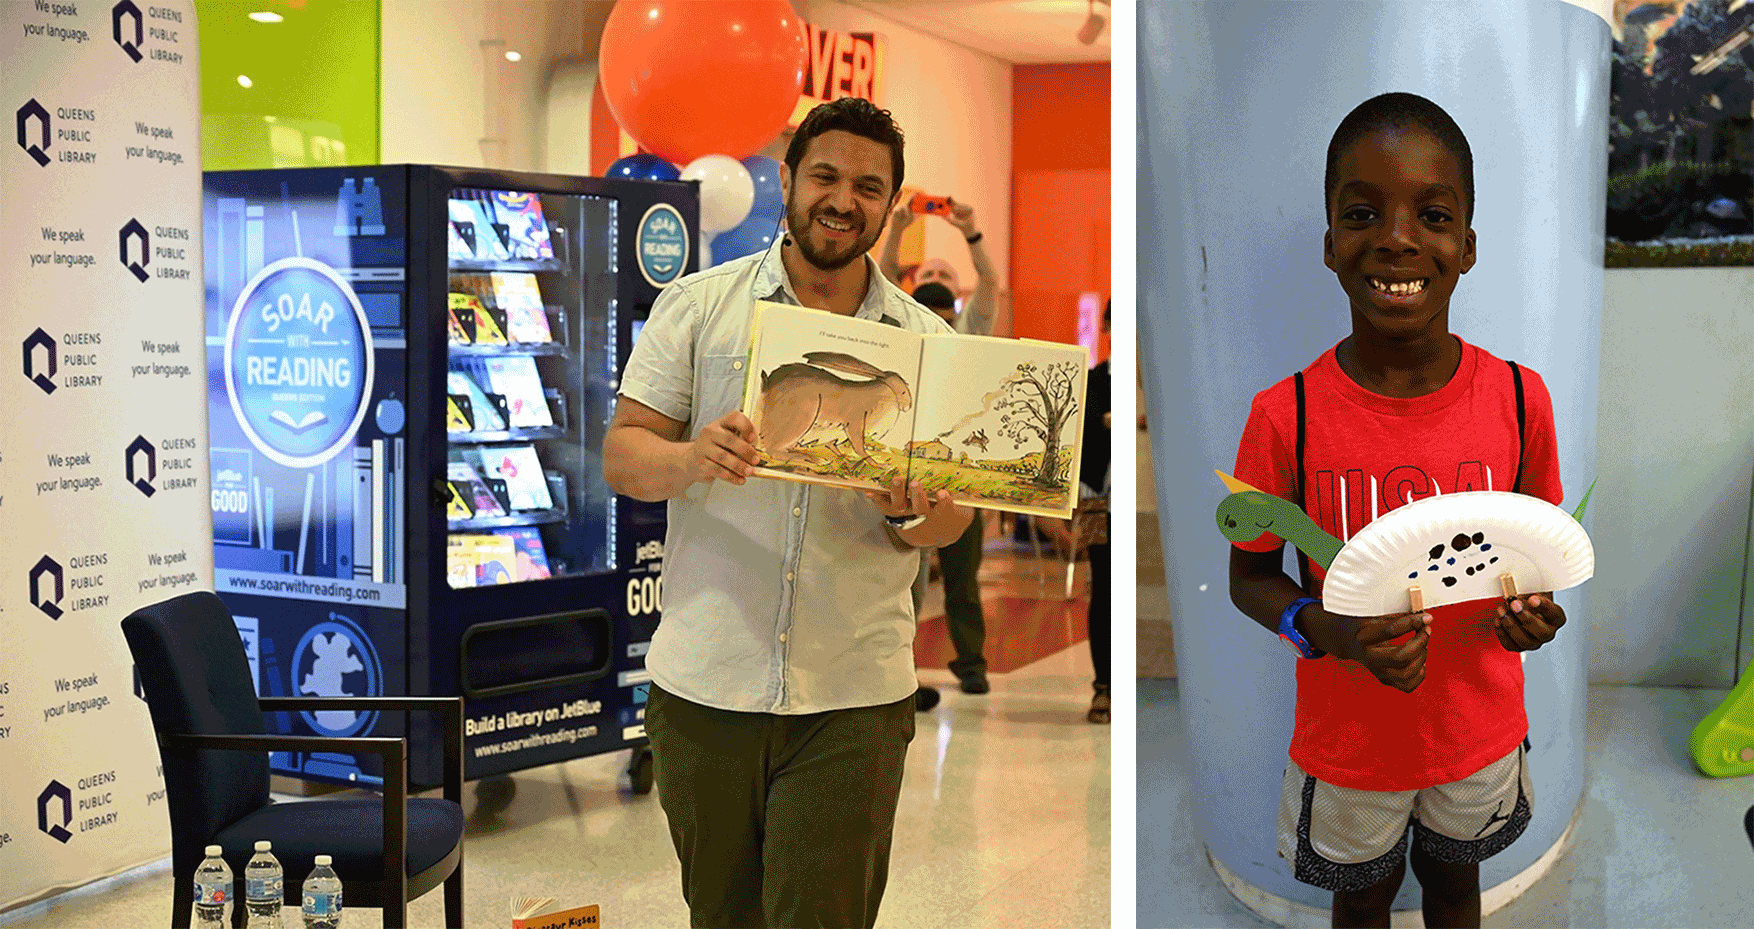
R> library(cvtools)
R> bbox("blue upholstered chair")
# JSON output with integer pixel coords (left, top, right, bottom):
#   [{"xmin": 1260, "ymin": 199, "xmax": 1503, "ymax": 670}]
[{"xmin": 121, "ymin": 591, "xmax": 465, "ymax": 928}]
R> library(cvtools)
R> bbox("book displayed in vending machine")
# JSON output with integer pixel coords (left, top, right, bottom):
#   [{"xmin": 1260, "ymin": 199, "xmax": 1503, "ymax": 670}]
[{"xmin": 444, "ymin": 187, "xmax": 578, "ymax": 588}]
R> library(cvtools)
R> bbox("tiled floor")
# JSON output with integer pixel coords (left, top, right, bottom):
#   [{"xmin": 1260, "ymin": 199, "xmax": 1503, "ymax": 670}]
[
  {"xmin": 3, "ymin": 541, "xmax": 1110, "ymax": 929},
  {"xmin": 1139, "ymin": 677, "xmax": 1754, "ymax": 928}
]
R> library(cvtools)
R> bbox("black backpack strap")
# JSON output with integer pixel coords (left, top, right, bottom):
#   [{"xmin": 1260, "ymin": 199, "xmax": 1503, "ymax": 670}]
[
  {"xmin": 1508, "ymin": 360, "xmax": 1526, "ymax": 494},
  {"xmin": 1294, "ymin": 371, "xmax": 1312, "ymax": 593}
]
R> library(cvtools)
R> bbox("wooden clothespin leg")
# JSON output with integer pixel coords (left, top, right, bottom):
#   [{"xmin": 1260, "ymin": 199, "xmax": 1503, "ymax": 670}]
[
  {"xmin": 1499, "ymin": 573, "xmax": 1518, "ymax": 601},
  {"xmin": 1408, "ymin": 586, "xmax": 1423, "ymax": 613}
]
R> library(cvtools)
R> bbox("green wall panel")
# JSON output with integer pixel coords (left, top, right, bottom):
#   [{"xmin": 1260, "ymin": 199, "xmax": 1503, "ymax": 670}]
[{"xmin": 197, "ymin": 0, "xmax": 380, "ymax": 169}]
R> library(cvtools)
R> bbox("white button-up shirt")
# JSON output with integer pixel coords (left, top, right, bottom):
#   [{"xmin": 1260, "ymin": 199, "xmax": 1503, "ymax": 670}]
[{"xmin": 618, "ymin": 240, "xmax": 952, "ymax": 714}]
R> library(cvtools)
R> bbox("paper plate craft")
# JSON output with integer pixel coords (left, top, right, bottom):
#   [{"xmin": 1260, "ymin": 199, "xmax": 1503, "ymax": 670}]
[{"xmin": 1215, "ymin": 471, "xmax": 1595, "ymax": 617}]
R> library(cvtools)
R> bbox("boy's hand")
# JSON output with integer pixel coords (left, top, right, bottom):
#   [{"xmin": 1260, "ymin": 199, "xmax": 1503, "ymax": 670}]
[
  {"xmin": 1338, "ymin": 607, "xmax": 1432, "ymax": 693},
  {"xmin": 1495, "ymin": 592, "xmax": 1564, "ymax": 652}
]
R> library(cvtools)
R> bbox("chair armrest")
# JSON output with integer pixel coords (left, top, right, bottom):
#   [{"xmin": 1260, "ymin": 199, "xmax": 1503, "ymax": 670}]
[
  {"xmin": 258, "ymin": 696, "xmax": 463, "ymax": 807},
  {"xmin": 163, "ymin": 732, "xmax": 403, "ymax": 757},
  {"xmin": 162, "ymin": 732, "xmax": 410, "ymax": 893}
]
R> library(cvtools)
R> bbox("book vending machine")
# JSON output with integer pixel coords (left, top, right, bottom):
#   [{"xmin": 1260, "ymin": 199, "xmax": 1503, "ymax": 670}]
[{"xmin": 204, "ymin": 165, "xmax": 697, "ymax": 790}]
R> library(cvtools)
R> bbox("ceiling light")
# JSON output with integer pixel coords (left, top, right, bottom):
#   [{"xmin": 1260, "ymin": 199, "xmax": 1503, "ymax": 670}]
[
  {"xmin": 248, "ymin": 11, "xmax": 283, "ymax": 23},
  {"xmin": 237, "ymin": 74, "xmax": 253, "ymax": 88},
  {"xmin": 1077, "ymin": 0, "xmax": 1106, "ymax": 45},
  {"xmin": 504, "ymin": 50, "xmax": 522, "ymax": 62}
]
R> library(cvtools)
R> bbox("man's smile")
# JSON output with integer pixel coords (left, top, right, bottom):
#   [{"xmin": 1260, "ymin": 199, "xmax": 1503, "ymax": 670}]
[{"xmin": 816, "ymin": 213, "xmax": 855, "ymax": 234}]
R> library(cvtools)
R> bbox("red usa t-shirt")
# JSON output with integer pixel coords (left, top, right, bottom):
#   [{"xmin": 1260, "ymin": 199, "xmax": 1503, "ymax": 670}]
[{"xmin": 1232, "ymin": 336, "xmax": 1562, "ymax": 792}]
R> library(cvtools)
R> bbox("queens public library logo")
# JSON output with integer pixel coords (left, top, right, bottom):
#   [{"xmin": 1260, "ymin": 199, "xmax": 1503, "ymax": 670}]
[
  {"xmin": 23, "ymin": 328, "xmax": 57, "ymax": 394},
  {"xmin": 126, "ymin": 435, "xmax": 156, "ymax": 496},
  {"xmin": 31, "ymin": 555, "xmax": 65, "ymax": 620},
  {"xmin": 16, "ymin": 99, "xmax": 50, "ymax": 167},
  {"xmin": 112, "ymin": 1, "xmax": 144, "ymax": 62},
  {"xmin": 38, "ymin": 781, "xmax": 73, "ymax": 843},
  {"xmin": 120, "ymin": 220, "xmax": 150, "ymax": 282}
]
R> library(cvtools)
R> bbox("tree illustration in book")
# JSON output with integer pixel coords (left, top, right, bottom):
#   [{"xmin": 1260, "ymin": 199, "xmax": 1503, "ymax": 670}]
[
  {"xmin": 743, "ymin": 301, "xmax": 1088, "ymax": 518},
  {"xmin": 994, "ymin": 360, "xmax": 1082, "ymax": 489}
]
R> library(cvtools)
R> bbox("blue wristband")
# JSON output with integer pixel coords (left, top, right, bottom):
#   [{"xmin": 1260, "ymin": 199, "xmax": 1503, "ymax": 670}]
[{"xmin": 1278, "ymin": 597, "xmax": 1326, "ymax": 659}]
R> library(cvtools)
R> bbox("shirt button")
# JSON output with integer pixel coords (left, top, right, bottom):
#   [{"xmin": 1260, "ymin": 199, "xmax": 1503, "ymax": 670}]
[
  {"xmin": 792, "ymin": 507, "xmax": 802, "ymax": 517},
  {"xmin": 779, "ymin": 632, "xmax": 788, "ymax": 643},
  {"xmin": 733, "ymin": 360, "xmax": 743, "ymax": 370},
  {"xmin": 786, "ymin": 572, "xmax": 795, "ymax": 582}
]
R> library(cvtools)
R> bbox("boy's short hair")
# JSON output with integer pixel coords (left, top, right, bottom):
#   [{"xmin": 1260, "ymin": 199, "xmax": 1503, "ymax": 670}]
[
  {"xmin": 785, "ymin": 97, "xmax": 906, "ymax": 197},
  {"xmin": 1324, "ymin": 92, "xmax": 1474, "ymax": 226},
  {"xmin": 911, "ymin": 282, "xmax": 956, "ymax": 311}
]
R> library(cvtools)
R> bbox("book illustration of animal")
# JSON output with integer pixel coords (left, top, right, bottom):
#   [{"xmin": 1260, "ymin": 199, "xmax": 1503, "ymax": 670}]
[
  {"xmin": 756, "ymin": 351, "xmax": 914, "ymax": 463},
  {"xmin": 963, "ymin": 428, "xmax": 989, "ymax": 453},
  {"xmin": 905, "ymin": 439, "xmax": 952, "ymax": 460}
]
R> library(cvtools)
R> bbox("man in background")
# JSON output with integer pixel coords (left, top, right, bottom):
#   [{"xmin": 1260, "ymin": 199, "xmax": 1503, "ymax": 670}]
[{"xmin": 883, "ymin": 200, "xmax": 998, "ymax": 696}]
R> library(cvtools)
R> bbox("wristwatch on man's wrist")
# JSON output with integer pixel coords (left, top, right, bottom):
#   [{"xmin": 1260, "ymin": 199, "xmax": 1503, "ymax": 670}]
[
  {"xmin": 885, "ymin": 514, "xmax": 927, "ymax": 531},
  {"xmin": 1278, "ymin": 597, "xmax": 1326, "ymax": 659}
]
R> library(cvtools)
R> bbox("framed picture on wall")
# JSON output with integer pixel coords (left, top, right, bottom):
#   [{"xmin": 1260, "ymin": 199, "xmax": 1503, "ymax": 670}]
[{"xmin": 1608, "ymin": 0, "xmax": 1754, "ymax": 267}]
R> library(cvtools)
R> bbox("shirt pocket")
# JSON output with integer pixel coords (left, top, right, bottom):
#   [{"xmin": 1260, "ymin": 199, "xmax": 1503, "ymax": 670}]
[{"xmin": 693, "ymin": 354, "xmax": 749, "ymax": 438}]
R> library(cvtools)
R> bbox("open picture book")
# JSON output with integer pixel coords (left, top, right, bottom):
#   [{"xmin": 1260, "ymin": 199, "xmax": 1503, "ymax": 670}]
[{"xmin": 741, "ymin": 300, "xmax": 1089, "ymax": 518}]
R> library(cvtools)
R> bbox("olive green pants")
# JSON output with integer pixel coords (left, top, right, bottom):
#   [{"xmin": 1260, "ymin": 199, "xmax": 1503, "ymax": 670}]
[{"xmin": 646, "ymin": 684, "xmax": 916, "ymax": 929}]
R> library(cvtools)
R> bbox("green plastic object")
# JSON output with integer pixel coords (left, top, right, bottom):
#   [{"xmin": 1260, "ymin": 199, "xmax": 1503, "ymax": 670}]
[{"xmin": 1689, "ymin": 648, "xmax": 1754, "ymax": 778}]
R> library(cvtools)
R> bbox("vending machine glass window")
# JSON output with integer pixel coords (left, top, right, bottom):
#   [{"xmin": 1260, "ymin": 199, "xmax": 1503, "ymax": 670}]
[{"xmin": 442, "ymin": 188, "xmax": 620, "ymax": 586}]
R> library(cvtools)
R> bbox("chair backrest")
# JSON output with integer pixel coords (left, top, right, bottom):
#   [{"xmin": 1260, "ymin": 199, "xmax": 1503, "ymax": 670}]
[{"xmin": 121, "ymin": 591, "xmax": 270, "ymax": 872}]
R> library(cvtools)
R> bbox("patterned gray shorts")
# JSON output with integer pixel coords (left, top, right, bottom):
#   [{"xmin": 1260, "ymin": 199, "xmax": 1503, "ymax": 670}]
[{"xmin": 1275, "ymin": 744, "xmax": 1532, "ymax": 892}]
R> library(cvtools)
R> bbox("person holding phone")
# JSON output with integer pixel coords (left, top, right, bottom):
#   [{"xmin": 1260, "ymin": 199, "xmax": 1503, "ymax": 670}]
[
  {"xmin": 881, "ymin": 196, "xmax": 1000, "ymax": 697},
  {"xmin": 880, "ymin": 195, "xmax": 997, "ymax": 337}
]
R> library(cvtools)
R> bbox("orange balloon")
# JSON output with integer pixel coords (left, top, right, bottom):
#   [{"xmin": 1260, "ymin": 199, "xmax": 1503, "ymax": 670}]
[{"xmin": 599, "ymin": 0, "xmax": 809, "ymax": 164}]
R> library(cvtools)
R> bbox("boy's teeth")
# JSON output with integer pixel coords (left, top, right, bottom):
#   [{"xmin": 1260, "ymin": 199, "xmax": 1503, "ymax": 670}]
[{"xmin": 1371, "ymin": 277, "xmax": 1425, "ymax": 296}]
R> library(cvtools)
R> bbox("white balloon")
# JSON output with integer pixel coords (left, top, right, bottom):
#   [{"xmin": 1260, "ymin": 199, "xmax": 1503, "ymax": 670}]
[
  {"xmin": 700, "ymin": 229, "xmax": 715, "ymax": 268},
  {"xmin": 680, "ymin": 154, "xmax": 755, "ymax": 234}
]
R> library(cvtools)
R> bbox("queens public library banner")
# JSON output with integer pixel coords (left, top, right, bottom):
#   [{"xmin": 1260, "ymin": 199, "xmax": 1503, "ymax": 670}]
[{"xmin": 0, "ymin": 0, "xmax": 211, "ymax": 910}]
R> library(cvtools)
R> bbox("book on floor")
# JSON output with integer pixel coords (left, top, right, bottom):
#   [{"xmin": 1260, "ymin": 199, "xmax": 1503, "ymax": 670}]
[
  {"xmin": 510, "ymin": 895, "xmax": 600, "ymax": 929},
  {"xmin": 742, "ymin": 300, "xmax": 1089, "ymax": 518}
]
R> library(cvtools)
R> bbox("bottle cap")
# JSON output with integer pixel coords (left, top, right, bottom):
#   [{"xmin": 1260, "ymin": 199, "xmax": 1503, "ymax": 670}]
[
  {"xmin": 314, "ymin": 854, "xmax": 331, "ymax": 866},
  {"xmin": 254, "ymin": 840, "xmax": 271, "ymax": 851},
  {"xmin": 205, "ymin": 844, "xmax": 222, "ymax": 856}
]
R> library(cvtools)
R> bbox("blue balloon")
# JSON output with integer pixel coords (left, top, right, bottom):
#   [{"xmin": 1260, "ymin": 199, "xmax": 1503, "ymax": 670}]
[
  {"xmin": 606, "ymin": 153, "xmax": 680, "ymax": 182},
  {"xmin": 711, "ymin": 209, "xmax": 785, "ymax": 264},
  {"xmin": 741, "ymin": 155, "xmax": 784, "ymax": 219}
]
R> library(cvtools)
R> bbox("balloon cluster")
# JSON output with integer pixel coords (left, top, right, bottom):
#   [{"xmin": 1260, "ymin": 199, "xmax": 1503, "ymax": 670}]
[{"xmin": 598, "ymin": 0, "xmax": 807, "ymax": 268}]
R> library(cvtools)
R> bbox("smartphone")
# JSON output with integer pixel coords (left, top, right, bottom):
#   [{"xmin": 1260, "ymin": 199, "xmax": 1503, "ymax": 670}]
[{"xmin": 909, "ymin": 192, "xmax": 954, "ymax": 216}]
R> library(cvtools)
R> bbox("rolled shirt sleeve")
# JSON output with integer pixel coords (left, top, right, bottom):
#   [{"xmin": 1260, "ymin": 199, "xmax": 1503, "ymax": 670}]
[{"xmin": 619, "ymin": 281, "xmax": 699, "ymax": 424}]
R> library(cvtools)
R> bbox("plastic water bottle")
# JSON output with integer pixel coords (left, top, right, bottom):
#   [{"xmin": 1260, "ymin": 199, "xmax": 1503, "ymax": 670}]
[
  {"xmin": 301, "ymin": 854, "xmax": 342, "ymax": 929},
  {"xmin": 244, "ymin": 840, "xmax": 284, "ymax": 927},
  {"xmin": 193, "ymin": 845, "xmax": 232, "ymax": 928}
]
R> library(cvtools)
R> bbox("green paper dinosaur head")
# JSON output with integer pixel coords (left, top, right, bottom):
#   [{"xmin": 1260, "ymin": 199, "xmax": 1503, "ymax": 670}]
[{"xmin": 1215, "ymin": 472, "xmax": 1344, "ymax": 568}]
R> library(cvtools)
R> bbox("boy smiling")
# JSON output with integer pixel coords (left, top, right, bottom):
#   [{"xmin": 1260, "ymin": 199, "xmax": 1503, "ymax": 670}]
[{"xmin": 1227, "ymin": 93, "xmax": 1571, "ymax": 928}]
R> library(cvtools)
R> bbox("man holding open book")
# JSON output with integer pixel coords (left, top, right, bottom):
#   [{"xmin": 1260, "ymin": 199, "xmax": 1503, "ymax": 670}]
[{"xmin": 602, "ymin": 98, "xmax": 972, "ymax": 929}]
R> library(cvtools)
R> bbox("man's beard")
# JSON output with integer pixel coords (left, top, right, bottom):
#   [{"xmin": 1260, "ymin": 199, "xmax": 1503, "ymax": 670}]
[{"xmin": 785, "ymin": 198, "xmax": 885, "ymax": 272}]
